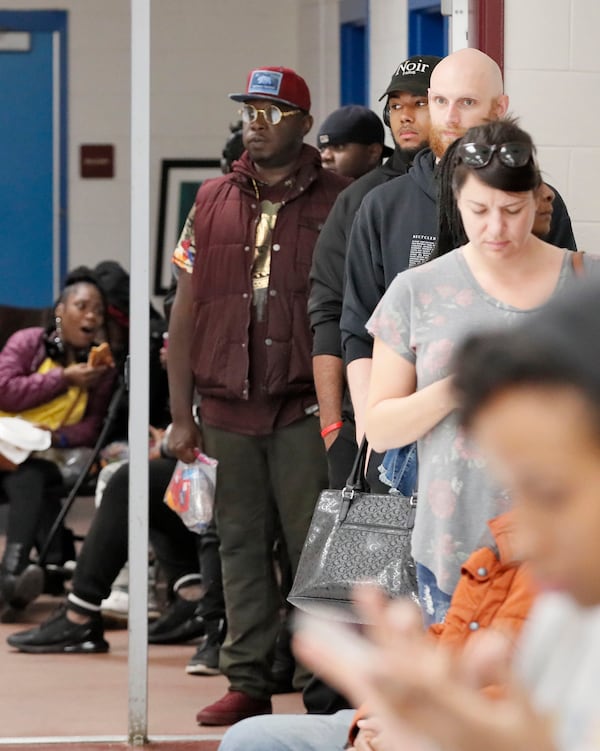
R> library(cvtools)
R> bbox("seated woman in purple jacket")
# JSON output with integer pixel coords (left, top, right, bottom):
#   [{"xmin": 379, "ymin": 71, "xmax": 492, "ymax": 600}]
[{"xmin": 0, "ymin": 268, "xmax": 115, "ymax": 618}]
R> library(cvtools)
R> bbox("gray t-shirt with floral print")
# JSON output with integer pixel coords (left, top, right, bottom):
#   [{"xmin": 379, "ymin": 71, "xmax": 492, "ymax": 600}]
[{"xmin": 367, "ymin": 248, "xmax": 600, "ymax": 595}]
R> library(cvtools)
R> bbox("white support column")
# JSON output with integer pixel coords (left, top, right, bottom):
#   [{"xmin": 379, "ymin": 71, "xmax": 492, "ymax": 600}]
[
  {"xmin": 441, "ymin": 0, "xmax": 470, "ymax": 52},
  {"xmin": 128, "ymin": 0, "xmax": 150, "ymax": 743},
  {"xmin": 368, "ymin": 0, "xmax": 409, "ymax": 111}
]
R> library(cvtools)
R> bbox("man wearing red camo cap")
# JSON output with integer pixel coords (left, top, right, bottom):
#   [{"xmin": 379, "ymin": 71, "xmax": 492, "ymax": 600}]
[{"xmin": 167, "ymin": 67, "xmax": 350, "ymax": 726}]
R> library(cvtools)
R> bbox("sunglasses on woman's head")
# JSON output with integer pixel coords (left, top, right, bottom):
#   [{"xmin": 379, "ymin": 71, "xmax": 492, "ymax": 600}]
[{"xmin": 457, "ymin": 141, "xmax": 533, "ymax": 169}]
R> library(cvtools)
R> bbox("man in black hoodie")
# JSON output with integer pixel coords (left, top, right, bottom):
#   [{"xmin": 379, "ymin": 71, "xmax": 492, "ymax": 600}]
[
  {"xmin": 340, "ymin": 48, "xmax": 577, "ymax": 439},
  {"xmin": 308, "ymin": 55, "xmax": 441, "ymax": 489}
]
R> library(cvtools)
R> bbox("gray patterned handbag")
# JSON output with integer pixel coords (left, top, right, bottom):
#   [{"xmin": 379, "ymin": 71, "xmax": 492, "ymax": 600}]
[{"xmin": 288, "ymin": 438, "xmax": 418, "ymax": 623}]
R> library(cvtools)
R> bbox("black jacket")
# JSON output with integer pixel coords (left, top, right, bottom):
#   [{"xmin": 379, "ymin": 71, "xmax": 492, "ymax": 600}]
[
  {"xmin": 308, "ymin": 149, "xmax": 411, "ymax": 358},
  {"xmin": 340, "ymin": 148, "xmax": 577, "ymax": 363}
]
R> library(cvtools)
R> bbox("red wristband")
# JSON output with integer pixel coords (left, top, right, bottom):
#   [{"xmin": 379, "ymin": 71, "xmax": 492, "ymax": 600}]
[{"xmin": 320, "ymin": 421, "xmax": 343, "ymax": 438}]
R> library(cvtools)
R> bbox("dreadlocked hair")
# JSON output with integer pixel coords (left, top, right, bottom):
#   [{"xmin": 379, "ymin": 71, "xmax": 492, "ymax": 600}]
[{"xmin": 432, "ymin": 138, "xmax": 467, "ymax": 259}]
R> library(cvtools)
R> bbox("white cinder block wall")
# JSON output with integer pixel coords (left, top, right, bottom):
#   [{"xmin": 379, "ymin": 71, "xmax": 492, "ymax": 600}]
[
  {"xmin": 504, "ymin": 0, "xmax": 600, "ymax": 252},
  {"xmin": 150, "ymin": 0, "xmax": 302, "ymax": 301},
  {"xmin": 368, "ymin": 0, "xmax": 409, "ymax": 142},
  {"xmin": 151, "ymin": 0, "xmax": 339, "ymax": 295},
  {"xmin": 297, "ymin": 0, "xmax": 341, "ymax": 132}
]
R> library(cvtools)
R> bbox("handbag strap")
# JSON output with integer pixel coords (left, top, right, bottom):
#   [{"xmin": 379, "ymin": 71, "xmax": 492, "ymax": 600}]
[
  {"xmin": 339, "ymin": 437, "xmax": 368, "ymax": 522},
  {"xmin": 340, "ymin": 438, "xmax": 418, "ymax": 523},
  {"xmin": 344, "ymin": 436, "xmax": 369, "ymax": 494}
]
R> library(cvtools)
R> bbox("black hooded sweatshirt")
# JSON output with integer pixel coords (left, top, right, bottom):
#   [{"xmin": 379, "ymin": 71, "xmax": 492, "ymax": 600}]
[{"xmin": 308, "ymin": 148, "xmax": 412, "ymax": 358}]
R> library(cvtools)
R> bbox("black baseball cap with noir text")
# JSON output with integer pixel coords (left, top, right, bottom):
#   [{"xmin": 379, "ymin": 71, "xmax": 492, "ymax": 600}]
[{"xmin": 379, "ymin": 55, "xmax": 442, "ymax": 100}]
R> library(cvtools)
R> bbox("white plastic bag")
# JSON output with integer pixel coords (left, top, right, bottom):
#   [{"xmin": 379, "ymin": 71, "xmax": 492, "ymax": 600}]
[
  {"xmin": 0, "ymin": 416, "xmax": 51, "ymax": 467},
  {"xmin": 164, "ymin": 452, "xmax": 218, "ymax": 533}
]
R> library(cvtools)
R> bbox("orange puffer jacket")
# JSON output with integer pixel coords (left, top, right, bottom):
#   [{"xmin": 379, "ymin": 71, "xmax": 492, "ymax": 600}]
[{"xmin": 347, "ymin": 510, "xmax": 537, "ymax": 746}]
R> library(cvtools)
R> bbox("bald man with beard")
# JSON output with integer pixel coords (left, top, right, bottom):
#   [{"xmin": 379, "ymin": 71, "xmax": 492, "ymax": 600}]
[{"xmin": 340, "ymin": 48, "xmax": 577, "ymax": 441}]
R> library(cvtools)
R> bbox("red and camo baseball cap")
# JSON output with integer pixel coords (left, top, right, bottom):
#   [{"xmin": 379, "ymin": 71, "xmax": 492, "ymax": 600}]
[{"xmin": 229, "ymin": 67, "xmax": 311, "ymax": 112}]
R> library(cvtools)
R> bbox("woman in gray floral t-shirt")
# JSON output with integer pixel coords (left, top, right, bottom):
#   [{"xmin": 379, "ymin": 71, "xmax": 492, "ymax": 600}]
[{"xmin": 365, "ymin": 119, "xmax": 600, "ymax": 624}]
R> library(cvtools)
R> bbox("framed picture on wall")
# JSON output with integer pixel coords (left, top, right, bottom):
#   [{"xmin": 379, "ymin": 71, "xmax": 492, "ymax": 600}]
[{"xmin": 154, "ymin": 158, "xmax": 221, "ymax": 295}]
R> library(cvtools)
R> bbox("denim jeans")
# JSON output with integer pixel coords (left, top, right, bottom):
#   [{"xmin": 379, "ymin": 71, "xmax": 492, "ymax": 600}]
[
  {"xmin": 378, "ymin": 442, "xmax": 418, "ymax": 496},
  {"xmin": 416, "ymin": 562, "xmax": 452, "ymax": 627},
  {"xmin": 218, "ymin": 709, "xmax": 354, "ymax": 751}
]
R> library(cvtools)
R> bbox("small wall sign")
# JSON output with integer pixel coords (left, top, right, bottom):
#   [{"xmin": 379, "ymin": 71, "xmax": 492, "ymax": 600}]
[{"xmin": 80, "ymin": 144, "xmax": 114, "ymax": 178}]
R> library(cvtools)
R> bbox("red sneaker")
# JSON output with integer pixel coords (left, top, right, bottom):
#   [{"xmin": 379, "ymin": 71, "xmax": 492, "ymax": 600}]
[{"xmin": 196, "ymin": 690, "xmax": 272, "ymax": 726}]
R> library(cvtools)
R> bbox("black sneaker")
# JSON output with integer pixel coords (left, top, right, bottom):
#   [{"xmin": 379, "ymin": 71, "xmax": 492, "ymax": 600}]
[
  {"xmin": 6, "ymin": 606, "xmax": 109, "ymax": 654},
  {"xmin": 148, "ymin": 595, "xmax": 205, "ymax": 644},
  {"xmin": 186, "ymin": 617, "xmax": 225, "ymax": 675}
]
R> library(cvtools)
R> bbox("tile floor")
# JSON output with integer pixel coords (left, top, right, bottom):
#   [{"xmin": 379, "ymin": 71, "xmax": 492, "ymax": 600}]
[{"xmin": 0, "ymin": 497, "xmax": 304, "ymax": 748}]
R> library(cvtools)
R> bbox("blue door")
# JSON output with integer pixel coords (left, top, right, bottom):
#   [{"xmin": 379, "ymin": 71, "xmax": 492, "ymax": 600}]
[
  {"xmin": 340, "ymin": 22, "xmax": 368, "ymax": 105},
  {"xmin": 409, "ymin": 0, "xmax": 448, "ymax": 57},
  {"xmin": 0, "ymin": 11, "xmax": 67, "ymax": 307}
]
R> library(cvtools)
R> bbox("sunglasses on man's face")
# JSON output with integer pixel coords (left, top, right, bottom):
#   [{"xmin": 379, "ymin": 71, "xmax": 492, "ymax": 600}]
[
  {"xmin": 239, "ymin": 103, "xmax": 301, "ymax": 126},
  {"xmin": 457, "ymin": 141, "xmax": 533, "ymax": 168}
]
